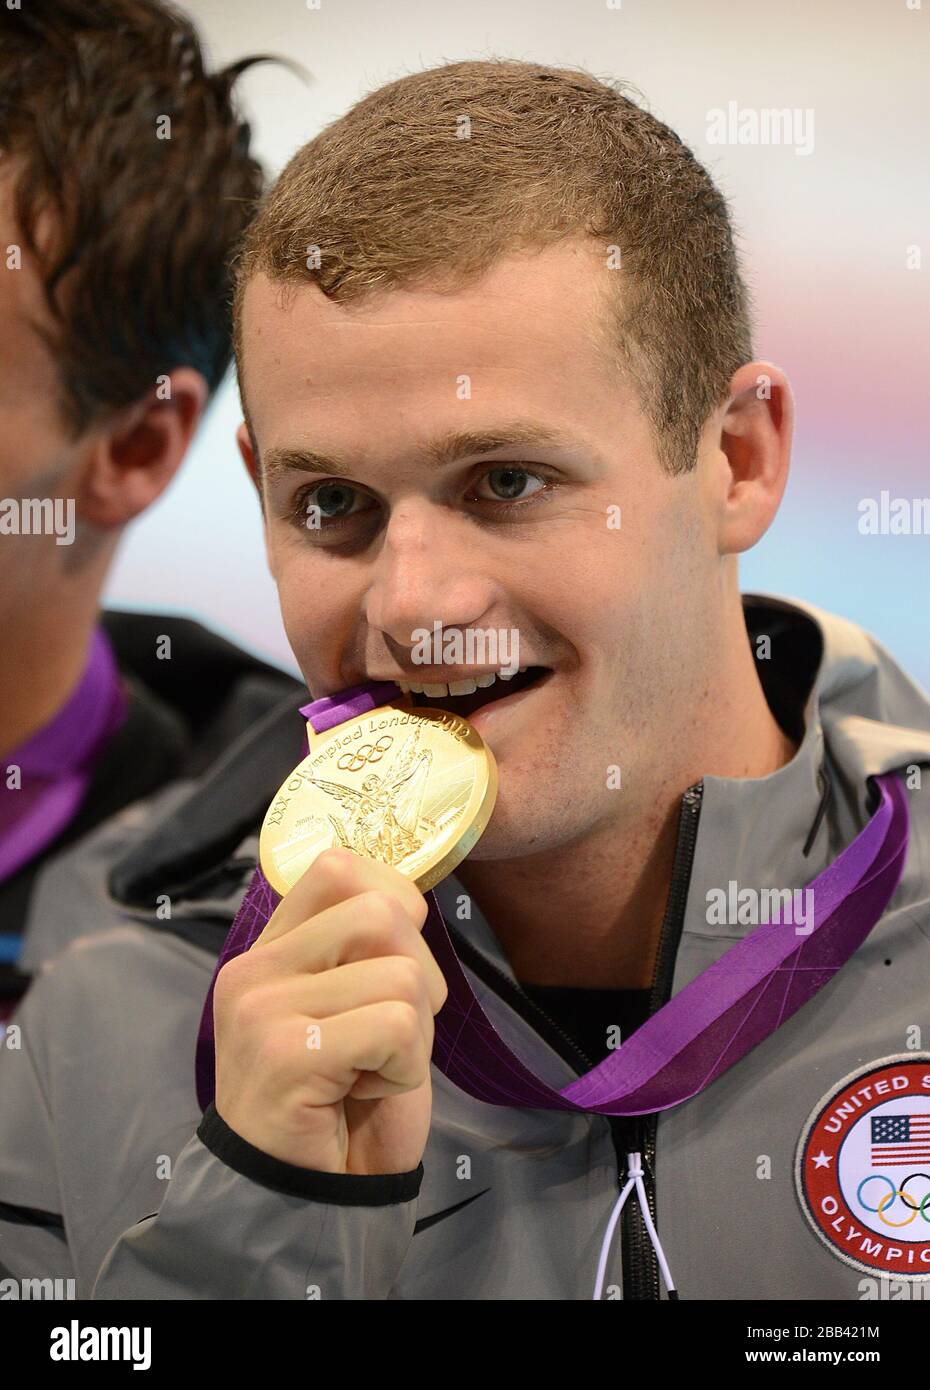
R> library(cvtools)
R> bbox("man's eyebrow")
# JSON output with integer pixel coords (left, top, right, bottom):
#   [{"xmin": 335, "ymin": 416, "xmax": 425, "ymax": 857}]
[{"xmin": 261, "ymin": 423, "xmax": 566, "ymax": 482}]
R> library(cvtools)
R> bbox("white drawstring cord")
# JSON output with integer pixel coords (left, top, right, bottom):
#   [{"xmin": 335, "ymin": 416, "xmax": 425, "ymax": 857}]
[{"xmin": 592, "ymin": 1151, "xmax": 678, "ymax": 1300}]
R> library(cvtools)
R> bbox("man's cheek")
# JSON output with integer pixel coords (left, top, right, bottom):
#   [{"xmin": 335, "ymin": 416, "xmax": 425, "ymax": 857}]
[
  {"xmin": 572, "ymin": 574, "xmax": 639, "ymax": 650},
  {"xmin": 278, "ymin": 589, "xmax": 318, "ymax": 671}
]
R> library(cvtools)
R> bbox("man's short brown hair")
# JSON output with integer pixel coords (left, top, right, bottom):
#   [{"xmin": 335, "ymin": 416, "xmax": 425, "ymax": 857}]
[
  {"xmin": 0, "ymin": 0, "xmax": 266, "ymax": 432},
  {"xmin": 234, "ymin": 59, "xmax": 754, "ymax": 474}
]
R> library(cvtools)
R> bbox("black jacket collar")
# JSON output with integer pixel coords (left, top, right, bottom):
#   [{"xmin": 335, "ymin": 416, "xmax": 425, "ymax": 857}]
[{"xmin": 108, "ymin": 690, "xmax": 305, "ymax": 908}]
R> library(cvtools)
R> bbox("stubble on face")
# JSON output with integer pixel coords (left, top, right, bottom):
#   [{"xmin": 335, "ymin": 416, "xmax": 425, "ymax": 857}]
[{"xmin": 238, "ymin": 241, "xmax": 727, "ymax": 863}]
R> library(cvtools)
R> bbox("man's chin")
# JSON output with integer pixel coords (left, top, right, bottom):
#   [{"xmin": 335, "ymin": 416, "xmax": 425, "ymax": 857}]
[{"xmin": 457, "ymin": 778, "xmax": 580, "ymax": 865}]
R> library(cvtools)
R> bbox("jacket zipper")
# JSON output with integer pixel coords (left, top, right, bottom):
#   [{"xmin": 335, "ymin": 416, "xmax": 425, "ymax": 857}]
[
  {"xmin": 445, "ymin": 780, "xmax": 704, "ymax": 1300},
  {"xmin": 619, "ymin": 781, "xmax": 703, "ymax": 1300}
]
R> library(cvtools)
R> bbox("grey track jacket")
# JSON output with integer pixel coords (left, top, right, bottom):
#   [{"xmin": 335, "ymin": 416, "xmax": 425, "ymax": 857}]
[{"xmin": 1, "ymin": 593, "xmax": 929, "ymax": 1300}]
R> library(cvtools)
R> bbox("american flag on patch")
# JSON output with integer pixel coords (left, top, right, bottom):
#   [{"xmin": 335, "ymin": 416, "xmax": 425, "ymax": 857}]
[{"xmin": 871, "ymin": 1113, "xmax": 930, "ymax": 1166}]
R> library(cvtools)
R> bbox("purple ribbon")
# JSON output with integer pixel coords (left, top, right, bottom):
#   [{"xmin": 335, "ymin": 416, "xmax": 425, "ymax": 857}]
[
  {"xmin": 300, "ymin": 682, "xmax": 402, "ymax": 734},
  {"xmin": 195, "ymin": 684, "xmax": 909, "ymax": 1117}
]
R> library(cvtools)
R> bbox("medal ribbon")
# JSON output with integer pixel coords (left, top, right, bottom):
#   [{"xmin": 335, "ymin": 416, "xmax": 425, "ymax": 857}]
[{"xmin": 195, "ymin": 683, "xmax": 909, "ymax": 1118}]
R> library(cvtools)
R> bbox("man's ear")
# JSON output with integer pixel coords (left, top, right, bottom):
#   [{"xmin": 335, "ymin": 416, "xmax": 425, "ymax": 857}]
[
  {"xmin": 713, "ymin": 360, "xmax": 794, "ymax": 556},
  {"xmin": 78, "ymin": 368, "xmax": 209, "ymax": 528},
  {"xmin": 236, "ymin": 418, "xmax": 275, "ymax": 574},
  {"xmin": 236, "ymin": 420, "xmax": 262, "ymax": 494}
]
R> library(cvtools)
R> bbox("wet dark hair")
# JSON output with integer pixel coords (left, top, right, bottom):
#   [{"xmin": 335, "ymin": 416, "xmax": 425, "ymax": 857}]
[{"xmin": 0, "ymin": 0, "xmax": 268, "ymax": 431}]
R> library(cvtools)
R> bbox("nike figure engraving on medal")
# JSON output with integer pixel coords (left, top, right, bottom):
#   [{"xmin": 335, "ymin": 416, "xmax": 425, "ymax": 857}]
[{"xmin": 259, "ymin": 698, "xmax": 498, "ymax": 895}]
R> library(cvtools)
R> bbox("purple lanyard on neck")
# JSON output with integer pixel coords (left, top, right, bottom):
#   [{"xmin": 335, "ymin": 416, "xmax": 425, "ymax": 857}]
[{"xmin": 195, "ymin": 684, "xmax": 909, "ymax": 1118}]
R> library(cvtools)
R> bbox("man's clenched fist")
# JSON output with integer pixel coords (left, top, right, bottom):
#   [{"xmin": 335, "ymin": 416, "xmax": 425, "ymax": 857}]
[{"xmin": 213, "ymin": 847, "xmax": 448, "ymax": 1175}]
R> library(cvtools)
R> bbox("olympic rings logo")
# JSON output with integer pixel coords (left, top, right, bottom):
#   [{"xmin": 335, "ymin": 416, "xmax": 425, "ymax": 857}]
[
  {"xmin": 337, "ymin": 735, "xmax": 394, "ymax": 772},
  {"xmin": 856, "ymin": 1173, "xmax": 930, "ymax": 1226}
]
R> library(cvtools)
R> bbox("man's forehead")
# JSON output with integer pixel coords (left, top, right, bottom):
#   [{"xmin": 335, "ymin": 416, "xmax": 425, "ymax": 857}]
[
  {"xmin": 238, "ymin": 243, "xmax": 622, "ymax": 438},
  {"xmin": 240, "ymin": 243, "xmax": 616, "ymax": 362}
]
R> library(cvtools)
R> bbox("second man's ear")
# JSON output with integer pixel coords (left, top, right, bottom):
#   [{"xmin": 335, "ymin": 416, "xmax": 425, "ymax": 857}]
[{"xmin": 79, "ymin": 367, "xmax": 209, "ymax": 529}]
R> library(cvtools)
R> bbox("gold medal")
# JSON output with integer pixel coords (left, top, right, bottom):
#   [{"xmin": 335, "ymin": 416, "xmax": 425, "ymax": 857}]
[{"xmin": 260, "ymin": 697, "xmax": 498, "ymax": 895}]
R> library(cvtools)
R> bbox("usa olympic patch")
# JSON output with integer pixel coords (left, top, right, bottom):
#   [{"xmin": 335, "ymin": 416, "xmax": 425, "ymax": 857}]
[{"xmin": 795, "ymin": 1054, "xmax": 930, "ymax": 1280}]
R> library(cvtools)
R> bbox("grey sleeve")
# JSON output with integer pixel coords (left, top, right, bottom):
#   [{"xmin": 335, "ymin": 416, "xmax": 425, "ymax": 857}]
[
  {"xmin": 0, "ymin": 1007, "xmax": 77, "ymax": 1290},
  {"xmin": 93, "ymin": 1105, "xmax": 423, "ymax": 1300}
]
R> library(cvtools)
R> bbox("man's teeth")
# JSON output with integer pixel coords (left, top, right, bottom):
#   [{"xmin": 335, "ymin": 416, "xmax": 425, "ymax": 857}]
[{"xmin": 396, "ymin": 667, "xmax": 528, "ymax": 697}]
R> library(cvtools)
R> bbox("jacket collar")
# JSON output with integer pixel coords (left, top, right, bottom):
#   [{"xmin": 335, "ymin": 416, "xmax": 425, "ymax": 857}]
[
  {"xmin": 438, "ymin": 593, "xmax": 930, "ymax": 983},
  {"xmin": 433, "ymin": 594, "xmax": 826, "ymax": 983},
  {"xmin": 107, "ymin": 690, "xmax": 306, "ymax": 907}
]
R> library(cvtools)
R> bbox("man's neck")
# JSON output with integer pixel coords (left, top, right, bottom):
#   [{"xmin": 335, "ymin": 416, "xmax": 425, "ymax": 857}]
[
  {"xmin": 0, "ymin": 589, "xmax": 102, "ymax": 761},
  {"xmin": 456, "ymin": 627, "xmax": 799, "ymax": 991}
]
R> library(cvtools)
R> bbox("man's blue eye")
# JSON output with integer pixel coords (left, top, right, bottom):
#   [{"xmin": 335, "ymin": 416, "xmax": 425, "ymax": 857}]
[
  {"xmin": 480, "ymin": 468, "xmax": 546, "ymax": 501},
  {"xmin": 312, "ymin": 482, "xmax": 357, "ymax": 517}
]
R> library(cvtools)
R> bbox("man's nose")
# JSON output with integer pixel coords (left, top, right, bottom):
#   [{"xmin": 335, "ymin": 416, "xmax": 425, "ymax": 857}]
[{"xmin": 363, "ymin": 499, "xmax": 497, "ymax": 650}]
